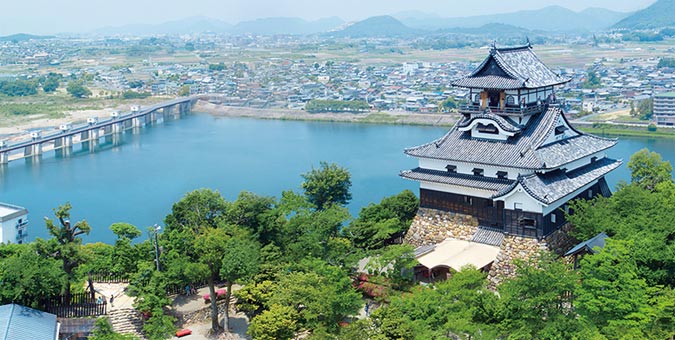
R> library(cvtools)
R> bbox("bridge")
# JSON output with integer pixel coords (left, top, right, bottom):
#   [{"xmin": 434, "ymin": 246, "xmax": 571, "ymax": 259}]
[{"xmin": 0, "ymin": 96, "xmax": 199, "ymax": 164}]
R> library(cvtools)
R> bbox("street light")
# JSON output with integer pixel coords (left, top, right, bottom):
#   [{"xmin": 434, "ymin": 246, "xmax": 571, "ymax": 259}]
[{"xmin": 153, "ymin": 224, "xmax": 162, "ymax": 271}]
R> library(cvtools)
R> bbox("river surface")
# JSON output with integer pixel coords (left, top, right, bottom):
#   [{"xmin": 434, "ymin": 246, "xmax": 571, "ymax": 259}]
[{"xmin": 1, "ymin": 113, "xmax": 673, "ymax": 244}]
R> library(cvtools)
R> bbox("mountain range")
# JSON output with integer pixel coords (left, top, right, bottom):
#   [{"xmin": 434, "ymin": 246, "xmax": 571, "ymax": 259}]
[
  {"xmin": 614, "ymin": 0, "xmax": 675, "ymax": 29},
  {"xmin": 85, "ymin": 2, "xmax": 670, "ymax": 37}
]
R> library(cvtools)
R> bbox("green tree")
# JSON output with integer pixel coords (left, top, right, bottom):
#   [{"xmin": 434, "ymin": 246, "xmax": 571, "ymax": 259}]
[
  {"xmin": 220, "ymin": 235, "xmax": 260, "ymax": 331},
  {"xmin": 497, "ymin": 253, "xmax": 579, "ymax": 338},
  {"xmin": 301, "ymin": 162, "xmax": 352, "ymax": 210},
  {"xmin": 575, "ymin": 239, "xmax": 653, "ymax": 338},
  {"xmin": 109, "ymin": 223, "xmax": 142, "ymax": 276},
  {"xmin": 36, "ymin": 203, "xmax": 91, "ymax": 303},
  {"xmin": 583, "ymin": 70, "xmax": 601, "ymax": 89},
  {"xmin": 42, "ymin": 77, "xmax": 59, "ymax": 93},
  {"xmin": 248, "ymin": 304, "xmax": 298, "ymax": 340},
  {"xmin": 177, "ymin": 85, "xmax": 191, "ymax": 96},
  {"xmin": 628, "ymin": 148, "xmax": 673, "ymax": 190},
  {"xmin": 67, "ymin": 81, "xmax": 92, "ymax": 98},
  {"xmin": 89, "ymin": 317, "xmax": 138, "ymax": 340},
  {"xmin": 343, "ymin": 190, "xmax": 418, "ymax": 249},
  {"xmin": 193, "ymin": 228, "xmax": 225, "ymax": 331},
  {"xmin": 0, "ymin": 244, "xmax": 63, "ymax": 308}
]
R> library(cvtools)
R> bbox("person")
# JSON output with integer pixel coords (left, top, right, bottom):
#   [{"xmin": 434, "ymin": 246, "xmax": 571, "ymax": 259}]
[
  {"xmin": 110, "ymin": 294, "xmax": 114, "ymax": 307},
  {"xmin": 186, "ymin": 284, "xmax": 191, "ymax": 296},
  {"xmin": 96, "ymin": 296, "xmax": 102, "ymax": 305},
  {"xmin": 365, "ymin": 302, "xmax": 370, "ymax": 316}
]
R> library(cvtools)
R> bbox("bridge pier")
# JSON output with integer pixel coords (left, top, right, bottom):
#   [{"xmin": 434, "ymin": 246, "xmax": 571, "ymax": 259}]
[
  {"xmin": 24, "ymin": 143, "xmax": 41, "ymax": 157},
  {"xmin": 0, "ymin": 152, "xmax": 7, "ymax": 164},
  {"xmin": 112, "ymin": 122, "xmax": 123, "ymax": 133},
  {"xmin": 132, "ymin": 116, "xmax": 145, "ymax": 128},
  {"xmin": 55, "ymin": 135, "xmax": 72, "ymax": 149}
]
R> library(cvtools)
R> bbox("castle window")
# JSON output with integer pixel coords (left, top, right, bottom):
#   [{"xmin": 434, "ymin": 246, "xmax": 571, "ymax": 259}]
[
  {"xmin": 477, "ymin": 123, "xmax": 498, "ymax": 134},
  {"xmin": 464, "ymin": 196, "xmax": 473, "ymax": 205},
  {"xmin": 514, "ymin": 202, "xmax": 523, "ymax": 210},
  {"xmin": 555, "ymin": 125, "xmax": 568, "ymax": 135},
  {"xmin": 519, "ymin": 218, "xmax": 536, "ymax": 227},
  {"xmin": 506, "ymin": 95, "xmax": 515, "ymax": 106},
  {"xmin": 446, "ymin": 165, "xmax": 457, "ymax": 173},
  {"xmin": 591, "ymin": 156, "xmax": 598, "ymax": 163},
  {"xmin": 472, "ymin": 168, "xmax": 484, "ymax": 176},
  {"xmin": 551, "ymin": 214, "xmax": 557, "ymax": 223},
  {"xmin": 496, "ymin": 171, "xmax": 508, "ymax": 179},
  {"xmin": 474, "ymin": 94, "xmax": 480, "ymax": 103}
]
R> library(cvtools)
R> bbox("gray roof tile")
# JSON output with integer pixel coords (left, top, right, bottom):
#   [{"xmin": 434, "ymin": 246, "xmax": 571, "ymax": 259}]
[
  {"xmin": 0, "ymin": 304, "xmax": 57, "ymax": 340},
  {"xmin": 400, "ymin": 167, "xmax": 514, "ymax": 193},
  {"xmin": 404, "ymin": 107, "xmax": 617, "ymax": 170}
]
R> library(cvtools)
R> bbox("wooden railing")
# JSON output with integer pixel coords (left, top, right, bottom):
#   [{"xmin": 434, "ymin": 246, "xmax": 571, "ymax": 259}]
[{"xmin": 42, "ymin": 292, "xmax": 107, "ymax": 317}]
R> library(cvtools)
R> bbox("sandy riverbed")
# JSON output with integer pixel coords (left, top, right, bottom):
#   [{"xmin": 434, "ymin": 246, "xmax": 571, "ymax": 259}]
[{"xmin": 0, "ymin": 100, "xmax": 458, "ymax": 142}]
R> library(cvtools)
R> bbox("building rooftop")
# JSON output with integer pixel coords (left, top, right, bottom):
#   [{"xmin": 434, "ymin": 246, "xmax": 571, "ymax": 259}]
[
  {"xmin": 404, "ymin": 107, "xmax": 617, "ymax": 170},
  {"xmin": 0, "ymin": 304, "xmax": 58, "ymax": 340},
  {"xmin": 451, "ymin": 44, "xmax": 571, "ymax": 90},
  {"xmin": 655, "ymin": 92, "xmax": 675, "ymax": 98},
  {"xmin": 564, "ymin": 232, "xmax": 609, "ymax": 257},
  {"xmin": 0, "ymin": 203, "xmax": 27, "ymax": 222}
]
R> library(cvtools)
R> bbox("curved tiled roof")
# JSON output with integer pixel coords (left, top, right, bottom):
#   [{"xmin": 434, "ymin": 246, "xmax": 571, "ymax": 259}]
[
  {"xmin": 401, "ymin": 167, "xmax": 514, "ymax": 193},
  {"xmin": 456, "ymin": 113, "xmax": 523, "ymax": 133},
  {"xmin": 452, "ymin": 45, "xmax": 571, "ymax": 90},
  {"xmin": 404, "ymin": 107, "xmax": 617, "ymax": 171},
  {"xmin": 494, "ymin": 158, "xmax": 622, "ymax": 205}
]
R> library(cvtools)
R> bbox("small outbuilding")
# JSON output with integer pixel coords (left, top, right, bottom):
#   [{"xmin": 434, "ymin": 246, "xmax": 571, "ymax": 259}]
[
  {"xmin": 0, "ymin": 303, "xmax": 59, "ymax": 340},
  {"xmin": 564, "ymin": 232, "xmax": 609, "ymax": 268}
]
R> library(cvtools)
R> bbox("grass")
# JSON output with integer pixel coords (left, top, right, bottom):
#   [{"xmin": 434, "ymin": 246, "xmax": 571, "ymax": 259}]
[
  {"xmin": 578, "ymin": 124, "xmax": 675, "ymax": 139},
  {"xmin": 360, "ymin": 113, "xmax": 401, "ymax": 124}
]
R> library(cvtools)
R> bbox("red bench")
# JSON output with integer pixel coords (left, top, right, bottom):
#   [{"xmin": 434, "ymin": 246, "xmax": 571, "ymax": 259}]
[
  {"xmin": 203, "ymin": 289, "xmax": 227, "ymax": 303},
  {"xmin": 176, "ymin": 329, "xmax": 192, "ymax": 337}
]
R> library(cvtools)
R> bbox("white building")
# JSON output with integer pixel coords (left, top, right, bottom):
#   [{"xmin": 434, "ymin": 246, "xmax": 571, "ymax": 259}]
[
  {"xmin": 0, "ymin": 203, "xmax": 28, "ymax": 244},
  {"xmin": 654, "ymin": 92, "xmax": 675, "ymax": 126}
]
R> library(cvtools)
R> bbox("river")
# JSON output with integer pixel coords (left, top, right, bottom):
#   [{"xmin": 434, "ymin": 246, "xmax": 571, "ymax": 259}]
[{"xmin": 1, "ymin": 113, "xmax": 673, "ymax": 244}]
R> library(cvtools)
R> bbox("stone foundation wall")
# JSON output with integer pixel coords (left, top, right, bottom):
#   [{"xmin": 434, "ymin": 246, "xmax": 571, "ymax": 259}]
[
  {"xmin": 403, "ymin": 208, "xmax": 478, "ymax": 247},
  {"xmin": 405, "ymin": 208, "xmax": 578, "ymax": 287}
]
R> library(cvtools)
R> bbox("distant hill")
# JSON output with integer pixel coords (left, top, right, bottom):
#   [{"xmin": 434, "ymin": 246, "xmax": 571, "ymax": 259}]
[
  {"xmin": 614, "ymin": 0, "xmax": 675, "ymax": 29},
  {"xmin": 230, "ymin": 17, "xmax": 343, "ymax": 35},
  {"xmin": 397, "ymin": 5, "xmax": 629, "ymax": 32},
  {"xmin": 93, "ymin": 16, "xmax": 232, "ymax": 35},
  {"xmin": 328, "ymin": 16, "xmax": 420, "ymax": 38},
  {"xmin": 0, "ymin": 33, "xmax": 54, "ymax": 42},
  {"xmin": 440, "ymin": 23, "xmax": 534, "ymax": 37}
]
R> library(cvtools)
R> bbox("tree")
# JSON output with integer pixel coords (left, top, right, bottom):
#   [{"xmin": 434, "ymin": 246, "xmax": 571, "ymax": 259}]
[
  {"xmin": 0, "ymin": 79, "xmax": 39, "ymax": 96},
  {"xmin": 194, "ymin": 227, "xmax": 231, "ymax": 332},
  {"xmin": 42, "ymin": 77, "xmax": 59, "ymax": 93},
  {"xmin": 0, "ymin": 244, "xmax": 63, "ymax": 308},
  {"xmin": 628, "ymin": 148, "xmax": 673, "ymax": 190},
  {"xmin": 248, "ymin": 304, "xmax": 298, "ymax": 340},
  {"xmin": 575, "ymin": 239, "xmax": 653, "ymax": 338},
  {"xmin": 67, "ymin": 81, "xmax": 92, "ymax": 98},
  {"xmin": 109, "ymin": 223, "xmax": 142, "ymax": 276},
  {"xmin": 220, "ymin": 235, "xmax": 260, "ymax": 331},
  {"xmin": 343, "ymin": 190, "xmax": 418, "ymax": 249},
  {"xmin": 89, "ymin": 317, "xmax": 138, "ymax": 340},
  {"xmin": 301, "ymin": 162, "xmax": 352, "ymax": 210},
  {"xmin": 497, "ymin": 253, "xmax": 579, "ymax": 338},
  {"xmin": 36, "ymin": 203, "xmax": 91, "ymax": 303},
  {"xmin": 177, "ymin": 85, "xmax": 191, "ymax": 97}
]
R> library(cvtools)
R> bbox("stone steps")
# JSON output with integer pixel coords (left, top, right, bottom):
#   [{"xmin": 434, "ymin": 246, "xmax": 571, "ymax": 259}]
[{"xmin": 109, "ymin": 308, "xmax": 145, "ymax": 339}]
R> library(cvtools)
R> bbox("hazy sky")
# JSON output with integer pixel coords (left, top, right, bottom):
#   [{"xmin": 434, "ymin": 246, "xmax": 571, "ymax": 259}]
[{"xmin": 0, "ymin": 0, "xmax": 657, "ymax": 35}]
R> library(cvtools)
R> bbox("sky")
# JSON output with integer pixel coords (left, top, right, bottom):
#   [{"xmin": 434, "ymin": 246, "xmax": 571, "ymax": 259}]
[{"xmin": 0, "ymin": 0, "xmax": 657, "ymax": 35}]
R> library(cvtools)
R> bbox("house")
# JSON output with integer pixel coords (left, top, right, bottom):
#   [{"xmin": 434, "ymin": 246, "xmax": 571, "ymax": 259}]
[
  {"xmin": 0, "ymin": 202, "xmax": 28, "ymax": 244},
  {"xmin": 0, "ymin": 304, "xmax": 59, "ymax": 340},
  {"xmin": 401, "ymin": 44, "xmax": 621, "ymax": 239}
]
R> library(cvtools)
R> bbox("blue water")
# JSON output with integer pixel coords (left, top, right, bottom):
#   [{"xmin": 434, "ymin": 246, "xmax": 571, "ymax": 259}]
[{"xmin": 1, "ymin": 114, "xmax": 673, "ymax": 244}]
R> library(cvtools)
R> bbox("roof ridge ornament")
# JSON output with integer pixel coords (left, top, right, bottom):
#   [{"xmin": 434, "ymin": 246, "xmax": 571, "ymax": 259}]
[{"xmin": 526, "ymin": 36, "xmax": 531, "ymax": 47}]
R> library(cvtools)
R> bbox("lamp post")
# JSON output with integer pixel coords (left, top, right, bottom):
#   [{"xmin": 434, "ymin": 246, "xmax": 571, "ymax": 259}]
[{"xmin": 153, "ymin": 224, "xmax": 161, "ymax": 271}]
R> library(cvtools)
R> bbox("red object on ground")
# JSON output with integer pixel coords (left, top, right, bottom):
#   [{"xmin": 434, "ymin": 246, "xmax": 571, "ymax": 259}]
[
  {"xmin": 203, "ymin": 289, "xmax": 228, "ymax": 302},
  {"xmin": 176, "ymin": 329, "xmax": 192, "ymax": 337}
]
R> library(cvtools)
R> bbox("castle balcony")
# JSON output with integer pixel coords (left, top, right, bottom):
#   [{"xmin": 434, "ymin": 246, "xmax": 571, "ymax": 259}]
[{"xmin": 459, "ymin": 103, "xmax": 547, "ymax": 116}]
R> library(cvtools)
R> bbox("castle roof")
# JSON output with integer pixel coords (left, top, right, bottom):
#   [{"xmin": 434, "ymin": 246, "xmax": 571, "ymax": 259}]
[
  {"xmin": 451, "ymin": 44, "xmax": 571, "ymax": 90},
  {"xmin": 404, "ymin": 107, "xmax": 617, "ymax": 171}
]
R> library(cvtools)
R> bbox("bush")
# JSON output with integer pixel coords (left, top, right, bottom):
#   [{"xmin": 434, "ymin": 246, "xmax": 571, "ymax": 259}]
[{"xmin": 648, "ymin": 123, "xmax": 657, "ymax": 132}]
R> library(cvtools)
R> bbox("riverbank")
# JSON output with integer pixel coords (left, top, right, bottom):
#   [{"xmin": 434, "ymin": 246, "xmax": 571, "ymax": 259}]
[
  {"xmin": 575, "ymin": 122, "xmax": 675, "ymax": 139},
  {"xmin": 194, "ymin": 101, "xmax": 458, "ymax": 127}
]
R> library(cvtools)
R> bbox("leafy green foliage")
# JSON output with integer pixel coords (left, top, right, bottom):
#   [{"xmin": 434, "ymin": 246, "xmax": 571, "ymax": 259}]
[
  {"xmin": 0, "ymin": 244, "xmax": 63, "ymax": 308},
  {"xmin": 0, "ymin": 79, "xmax": 39, "ymax": 96},
  {"xmin": 582, "ymin": 70, "xmax": 601, "ymax": 89},
  {"xmin": 66, "ymin": 81, "xmax": 92, "ymax": 98},
  {"xmin": 305, "ymin": 99, "xmax": 369, "ymax": 113},
  {"xmin": 36, "ymin": 203, "xmax": 91, "ymax": 302},
  {"xmin": 628, "ymin": 148, "xmax": 673, "ymax": 190},
  {"xmin": 343, "ymin": 190, "xmax": 418, "ymax": 249},
  {"xmin": 89, "ymin": 317, "xmax": 138, "ymax": 340},
  {"xmin": 248, "ymin": 304, "xmax": 298, "ymax": 340},
  {"xmin": 658, "ymin": 57, "xmax": 675, "ymax": 68},
  {"xmin": 301, "ymin": 161, "xmax": 352, "ymax": 210}
]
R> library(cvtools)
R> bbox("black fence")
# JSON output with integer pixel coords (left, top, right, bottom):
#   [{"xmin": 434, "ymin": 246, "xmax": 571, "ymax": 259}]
[
  {"xmin": 88, "ymin": 272, "xmax": 130, "ymax": 283},
  {"xmin": 166, "ymin": 278, "xmax": 218, "ymax": 296},
  {"xmin": 42, "ymin": 292, "xmax": 107, "ymax": 317}
]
